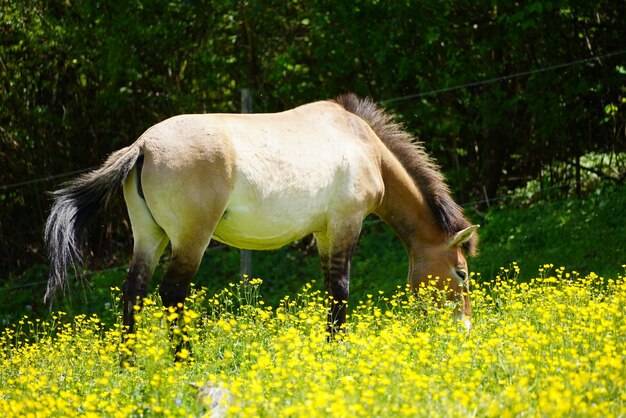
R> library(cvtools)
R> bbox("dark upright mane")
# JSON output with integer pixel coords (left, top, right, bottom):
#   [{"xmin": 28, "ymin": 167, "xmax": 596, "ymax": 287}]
[{"xmin": 333, "ymin": 93, "xmax": 477, "ymax": 255}]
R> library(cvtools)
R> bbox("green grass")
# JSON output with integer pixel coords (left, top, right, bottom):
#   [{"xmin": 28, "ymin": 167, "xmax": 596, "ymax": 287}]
[{"xmin": 473, "ymin": 185, "xmax": 626, "ymax": 280}]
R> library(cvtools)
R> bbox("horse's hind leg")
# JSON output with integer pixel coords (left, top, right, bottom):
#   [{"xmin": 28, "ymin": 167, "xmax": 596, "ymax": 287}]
[
  {"xmin": 156, "ymin": 201, "xmax": 224, "ymax": 355},
  {"xmin": 123, "ymin": 232, "xmax": 168, "ymax": 333},
  {"xmin": 122, "ymin": 168, "xmax": 169, "ymax": 334},
  {"xmin": 159, "ymin": 236, "xmax": 213, "ymax": 357},
  {"xmin": 139, "ymin": 151, "xmax": 232, "ymax": 356},
  {"xmin": 156, "ymin": 191, "xmax": 224, "ymax": 312},
  {"xmin": 159, "ymin": 246, "xmax": 205, "ymax": 311}
]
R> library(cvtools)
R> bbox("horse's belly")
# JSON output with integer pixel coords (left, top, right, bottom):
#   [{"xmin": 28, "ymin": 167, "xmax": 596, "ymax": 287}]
[{"xmin": 212, "ymin": 201, "xmax": 324, "ymax": 250}]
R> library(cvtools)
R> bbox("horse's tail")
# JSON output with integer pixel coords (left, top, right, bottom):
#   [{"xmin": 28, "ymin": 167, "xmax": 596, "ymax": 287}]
[{"xmin": 44, "ymin": 143, "xmax": 143, "ymax": 303}]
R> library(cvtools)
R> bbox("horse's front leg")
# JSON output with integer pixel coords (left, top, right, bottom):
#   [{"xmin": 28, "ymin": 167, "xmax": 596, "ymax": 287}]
[
  {"xmin": 315, "ymin": 226, "xmax": 361, "ymax": 338},
  {"xmin": 325, "ymin": 252, "xmax": 351, "ymax": 336}
]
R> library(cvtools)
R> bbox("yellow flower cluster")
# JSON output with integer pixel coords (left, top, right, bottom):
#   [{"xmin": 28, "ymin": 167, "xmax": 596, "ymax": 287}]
[{"xmin": 0, "ymin": 267, "xmax": 625, "ymax": 417}]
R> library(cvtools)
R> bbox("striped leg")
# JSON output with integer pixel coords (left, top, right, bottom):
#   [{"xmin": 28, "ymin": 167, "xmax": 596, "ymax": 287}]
[{"xmin": 315, "ymin": 223, "xmax": 361, "ymax": 338}]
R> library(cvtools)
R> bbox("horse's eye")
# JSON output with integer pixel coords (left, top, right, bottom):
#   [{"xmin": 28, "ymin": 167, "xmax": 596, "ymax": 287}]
[{"xmin": 455, "ymin": 269, "xmax": 467, "ymax": 281}]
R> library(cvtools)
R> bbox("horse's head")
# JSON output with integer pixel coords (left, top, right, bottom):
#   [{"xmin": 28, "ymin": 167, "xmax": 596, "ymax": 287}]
[{"xmin": 410, "ymin": 225, "xmax": 479, "ymax": 330}]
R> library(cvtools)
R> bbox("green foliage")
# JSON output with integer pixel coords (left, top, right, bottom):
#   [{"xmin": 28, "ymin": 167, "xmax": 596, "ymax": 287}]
[{"xmin": 503, "ymin": 152, "xmax": 626, "ymax": 203}]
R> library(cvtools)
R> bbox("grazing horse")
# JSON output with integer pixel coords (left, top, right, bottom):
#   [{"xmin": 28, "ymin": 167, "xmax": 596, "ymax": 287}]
[{"xmin": 45, "ymin": 94, "xmax": 478, "ymax": 338}]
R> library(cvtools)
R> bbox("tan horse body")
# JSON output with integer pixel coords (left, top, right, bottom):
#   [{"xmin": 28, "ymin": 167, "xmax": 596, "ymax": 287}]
[{"xmin": 45, "ymin": 94, "xmax": 478, "ymax": 339}]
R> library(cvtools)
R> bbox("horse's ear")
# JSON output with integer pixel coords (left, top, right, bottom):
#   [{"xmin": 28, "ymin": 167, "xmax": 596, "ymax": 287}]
[{"xmin": 448, "ymin": 225, "xmax": 480, "ymax": 248}]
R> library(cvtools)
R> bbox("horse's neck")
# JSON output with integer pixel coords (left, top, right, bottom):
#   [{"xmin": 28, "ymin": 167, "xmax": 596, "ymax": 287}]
[{"xmin": 374, "ymin": 153, "xmax": 444, "ymax": 252}]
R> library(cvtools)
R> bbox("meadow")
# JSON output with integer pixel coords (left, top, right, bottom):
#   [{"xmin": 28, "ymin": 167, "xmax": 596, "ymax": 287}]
[{"xmin": 1, "ymin": 264, "xmax": 625, "ymax": 417}]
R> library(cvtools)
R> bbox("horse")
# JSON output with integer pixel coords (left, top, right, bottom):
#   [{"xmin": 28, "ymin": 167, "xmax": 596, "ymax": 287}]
[{"xmin": 45, "ymin": 93, "xmax": 479, "ymax": 342}]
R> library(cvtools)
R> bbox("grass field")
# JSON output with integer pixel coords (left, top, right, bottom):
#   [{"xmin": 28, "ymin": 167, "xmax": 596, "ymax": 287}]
[{"xmin": 1, "ymin": 265, "xmax": 625, "ymax": 417}]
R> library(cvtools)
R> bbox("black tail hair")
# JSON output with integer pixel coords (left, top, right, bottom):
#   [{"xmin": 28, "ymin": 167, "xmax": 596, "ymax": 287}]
[{"xmin": 44, "ymin": 145, "xmax": 142, "ymax": 303}]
